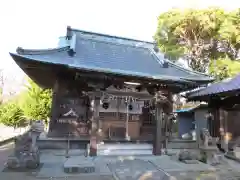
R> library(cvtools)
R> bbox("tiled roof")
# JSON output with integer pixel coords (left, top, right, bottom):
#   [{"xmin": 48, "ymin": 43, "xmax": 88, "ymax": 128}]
[
  {"xmin": 9, "ymin": 27, "xmax": 213, "ymax": 85},
  {"xmin": 187, "ymin": 74, "xmax": 240, "ymax": 99}
]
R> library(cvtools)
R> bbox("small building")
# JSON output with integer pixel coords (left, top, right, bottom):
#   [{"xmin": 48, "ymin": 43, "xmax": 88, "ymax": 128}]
[
  {"xmin": 175, "ymin": 104, "xmax": 208, "ymax": 142},
  {"xmin": 187, "ymin": 74, "xmax": 240, "ymax": 140}
]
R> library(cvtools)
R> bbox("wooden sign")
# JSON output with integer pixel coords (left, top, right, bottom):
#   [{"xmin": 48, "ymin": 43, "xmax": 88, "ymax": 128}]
[{"xmin": 51, "ymin": 95, "xmax": 90, "ymax": 137}]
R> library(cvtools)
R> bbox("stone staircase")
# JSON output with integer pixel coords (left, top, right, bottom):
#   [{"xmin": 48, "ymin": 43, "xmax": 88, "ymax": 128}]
[{"xmin": 96, "ymin": 143, "xmax": 153, "ymax": 156}]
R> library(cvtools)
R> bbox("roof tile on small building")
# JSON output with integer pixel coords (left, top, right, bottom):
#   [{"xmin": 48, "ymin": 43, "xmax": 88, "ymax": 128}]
[{"xmin": 187, "ymin": 74, "xmax": 240, "ymax": 99}]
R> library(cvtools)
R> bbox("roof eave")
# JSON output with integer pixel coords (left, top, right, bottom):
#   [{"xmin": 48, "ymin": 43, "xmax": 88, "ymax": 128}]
[{"xmin": 10, "ymin": 52, "xmax": 201, "ymax": 92}]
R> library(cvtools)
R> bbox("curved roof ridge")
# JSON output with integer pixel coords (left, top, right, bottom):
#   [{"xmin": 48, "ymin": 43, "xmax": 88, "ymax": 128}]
[
  {"xmin": 147, "ymin": 48, "xmax": 166, "ymax": 66},
  {"xmin": 70, "ymin": 27, "xmax": 154, "ymax": 45},
  {"xmin": 16, "ymin": 46, "xmax": 70, "ymax": 55},
  {"xmin": 148, "ymin": 51, "xmax": 214, "ymax": 80},
  {"xmin": 165, "ymin": 59, "xmax": 214, "ymax": 79}
]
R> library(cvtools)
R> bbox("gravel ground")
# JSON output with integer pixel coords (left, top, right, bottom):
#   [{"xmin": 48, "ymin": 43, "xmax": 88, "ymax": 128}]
[
  {"xmin": 169, "ymin": 171, "xmax": 240, "ymax": 180},
  {"xmin": 168, "ymin": 161, "xmax": 240, "ymax": 180}
]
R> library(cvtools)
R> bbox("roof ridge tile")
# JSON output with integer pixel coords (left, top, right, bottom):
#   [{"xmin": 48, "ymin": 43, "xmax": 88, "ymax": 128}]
[
  {"xmin": 75, "ymin": 33, "xmax": 152, "ymax": 50},
  {"xmin": 69, "ymin": 26, "xmax": 154, "ymax": 44},
  {"xmin": 16, "ymin": 46, "xmax": 70, "ymax": 55}
]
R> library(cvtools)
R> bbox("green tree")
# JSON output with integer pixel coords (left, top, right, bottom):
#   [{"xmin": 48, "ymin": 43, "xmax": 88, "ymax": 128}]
[
  {"xmin": 0, "ymin": 70, "xmax": 3, "ymax": 104},
  {"xmin": 20, "ymin": 79, "xmax": 52, "ymax": 121},
  {"xmin": 209, "ymin": 58, "xmax": 240, "ymax": 81},
  {"xmin": 0, "ymin": 102, "xmax": 26, "ymax": 128},
  {"xmin": 154, "ymin": 8, "xmax": 240, "ymax": 80}
]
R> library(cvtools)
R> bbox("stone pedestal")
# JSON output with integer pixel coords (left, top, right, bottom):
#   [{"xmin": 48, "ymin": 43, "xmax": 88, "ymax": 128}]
[
  {"xmin": 178, "ymin": 150, "xmax": 198, "ymax": 163},
  {"xmin": 63, "ymin": 157, "xmax": 95, "ymax": 173},
  {"xmin": 199, "ymin": 146, "xmax": 219, "ymax": 165},
  {"xmin": 6, "ymin": 156, "xmax": 20, "ymax": 169},
  {"xmin": 6, "ymin": 149, "xmax": 40, "ymax": 170},
  {"xmin": 89, "ymin": 136, "xmax": 97, "ymax": 156},
  {"xmin": 200, "ymin": 128, "xmax": 212, "ymax": 149},
  {"xmin": 6, "ymin": 121, "xmax": 44, "ymax": 170}
]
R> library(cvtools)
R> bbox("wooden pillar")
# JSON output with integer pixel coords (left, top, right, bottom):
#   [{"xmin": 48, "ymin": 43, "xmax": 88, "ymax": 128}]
[
  {"xmin": 163, "ymin": 92, "xmax": 173, "ymax": 150},
  {"xmin": 89, "ymin": 92, "xmax": 101, "ymax": 156},
  {"xmin": 48, "ymin": 79, "xmax": 60, "ymax": 134},
  {"xmin": 125, "ymin": 97, "xmax": 130, "ymax": 140},
  {"xmin": 208, "ymin": 110, "xmax": 214, "ymax": 137},
  {"xmin": 94, "ymin": 97, "xmax": 100, "ymax": 131},
  {"xmin": 219, "ymin": 108, "xmax": 229, "ymax": 151},
  {"xmin": 152, "ymin": 103, "xmax": 163, "ymax": 155},
  {"xmin": 214, "ymin": 108, "xmax": 221, "ymax": 137},
  {"xmin": 209, "ymin": 99, "xmax": 221, "ymax": 138},
  {"xmin": 162, "ymin": 112, "xmax": 168, "ymax": 149}
]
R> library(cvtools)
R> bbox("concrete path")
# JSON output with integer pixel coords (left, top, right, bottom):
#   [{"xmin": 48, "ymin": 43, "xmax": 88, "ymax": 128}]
[
  {"xmin": 0, "ymin": 125, "xmax": 27, "ymax": 142},
  {"xmin": 35, "ymin": 151, "xmax": 216, "ymax": 179}
]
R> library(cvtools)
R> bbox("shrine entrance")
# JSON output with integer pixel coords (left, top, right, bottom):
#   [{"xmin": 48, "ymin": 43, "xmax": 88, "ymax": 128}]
[
  {"xmin": 48, "ymin": 82, "xmax": 157, "ymax": 142},
  {"xmin": 140, "ymin": 101, "xmax": 155, "ymax": 140}
]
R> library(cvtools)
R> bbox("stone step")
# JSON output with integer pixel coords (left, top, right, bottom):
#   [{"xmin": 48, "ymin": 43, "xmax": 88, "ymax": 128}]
[
  {"xmin": 97, "ymin": 143, "xmax": 152, "ymax": 150},
  {"xmin": 95, "ymin": 143, "xmax": 153, "ymax": 156},
  {"xmin": 97, "ymin": 149, "xmax": 153, "ymax": 156}
]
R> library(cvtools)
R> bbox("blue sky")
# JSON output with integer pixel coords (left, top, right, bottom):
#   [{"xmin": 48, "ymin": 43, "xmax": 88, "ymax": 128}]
[{"xmin": 0, "ymin": 0, "xmax": 239, "ymax": 78}]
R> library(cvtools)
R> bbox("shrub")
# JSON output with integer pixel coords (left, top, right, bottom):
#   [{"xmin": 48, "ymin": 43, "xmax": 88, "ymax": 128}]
[
  {"xmin": 20, "ymin": 79, "xmax": 52, "ymax": 121},
  {"xmin": 0, "ymin": 102, "xmax": 26, "ymax": 128}
]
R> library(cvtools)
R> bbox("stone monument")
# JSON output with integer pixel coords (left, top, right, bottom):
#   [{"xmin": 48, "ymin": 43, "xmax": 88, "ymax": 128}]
[
  {"xmin": 199, "ymin": 128, "xmax": 221, "ymax": 164},
  {"xmin": 200, "ymin": 128, "xmax": 212, "ymax": 148},
  {"xmin": 6, "ymin": 120, "xmax": 44, "ymax": 170}
]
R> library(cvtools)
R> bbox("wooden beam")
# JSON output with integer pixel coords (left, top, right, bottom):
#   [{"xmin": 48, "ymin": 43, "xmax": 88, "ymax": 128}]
[
  {"xmin": 220, "ymin": 95, "xmax": 240, "ymax": 109},
  {"xmin": 48, "ymin": 79, "xmax": 60, "ymax": 133}
]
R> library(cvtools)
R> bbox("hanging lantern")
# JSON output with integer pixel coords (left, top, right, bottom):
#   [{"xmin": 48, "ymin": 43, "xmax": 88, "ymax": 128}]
[
  {"xmin": 205, "ymin": 112, "xmax": 213, "ymax": 120},
  {"xmin": 150, "ymin": 105, "xmax": 155, "ymax": 111},
  {"xmin": 144, "ymin": 101, "xmax": 149, "ymax": 108},
  {"xmin": 102, "ymin": 102, "xmax": 109, "ymax": 109},
  {"xmin": 128, "ymin": 104, "xmax": 133, "ymax": 111}
]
